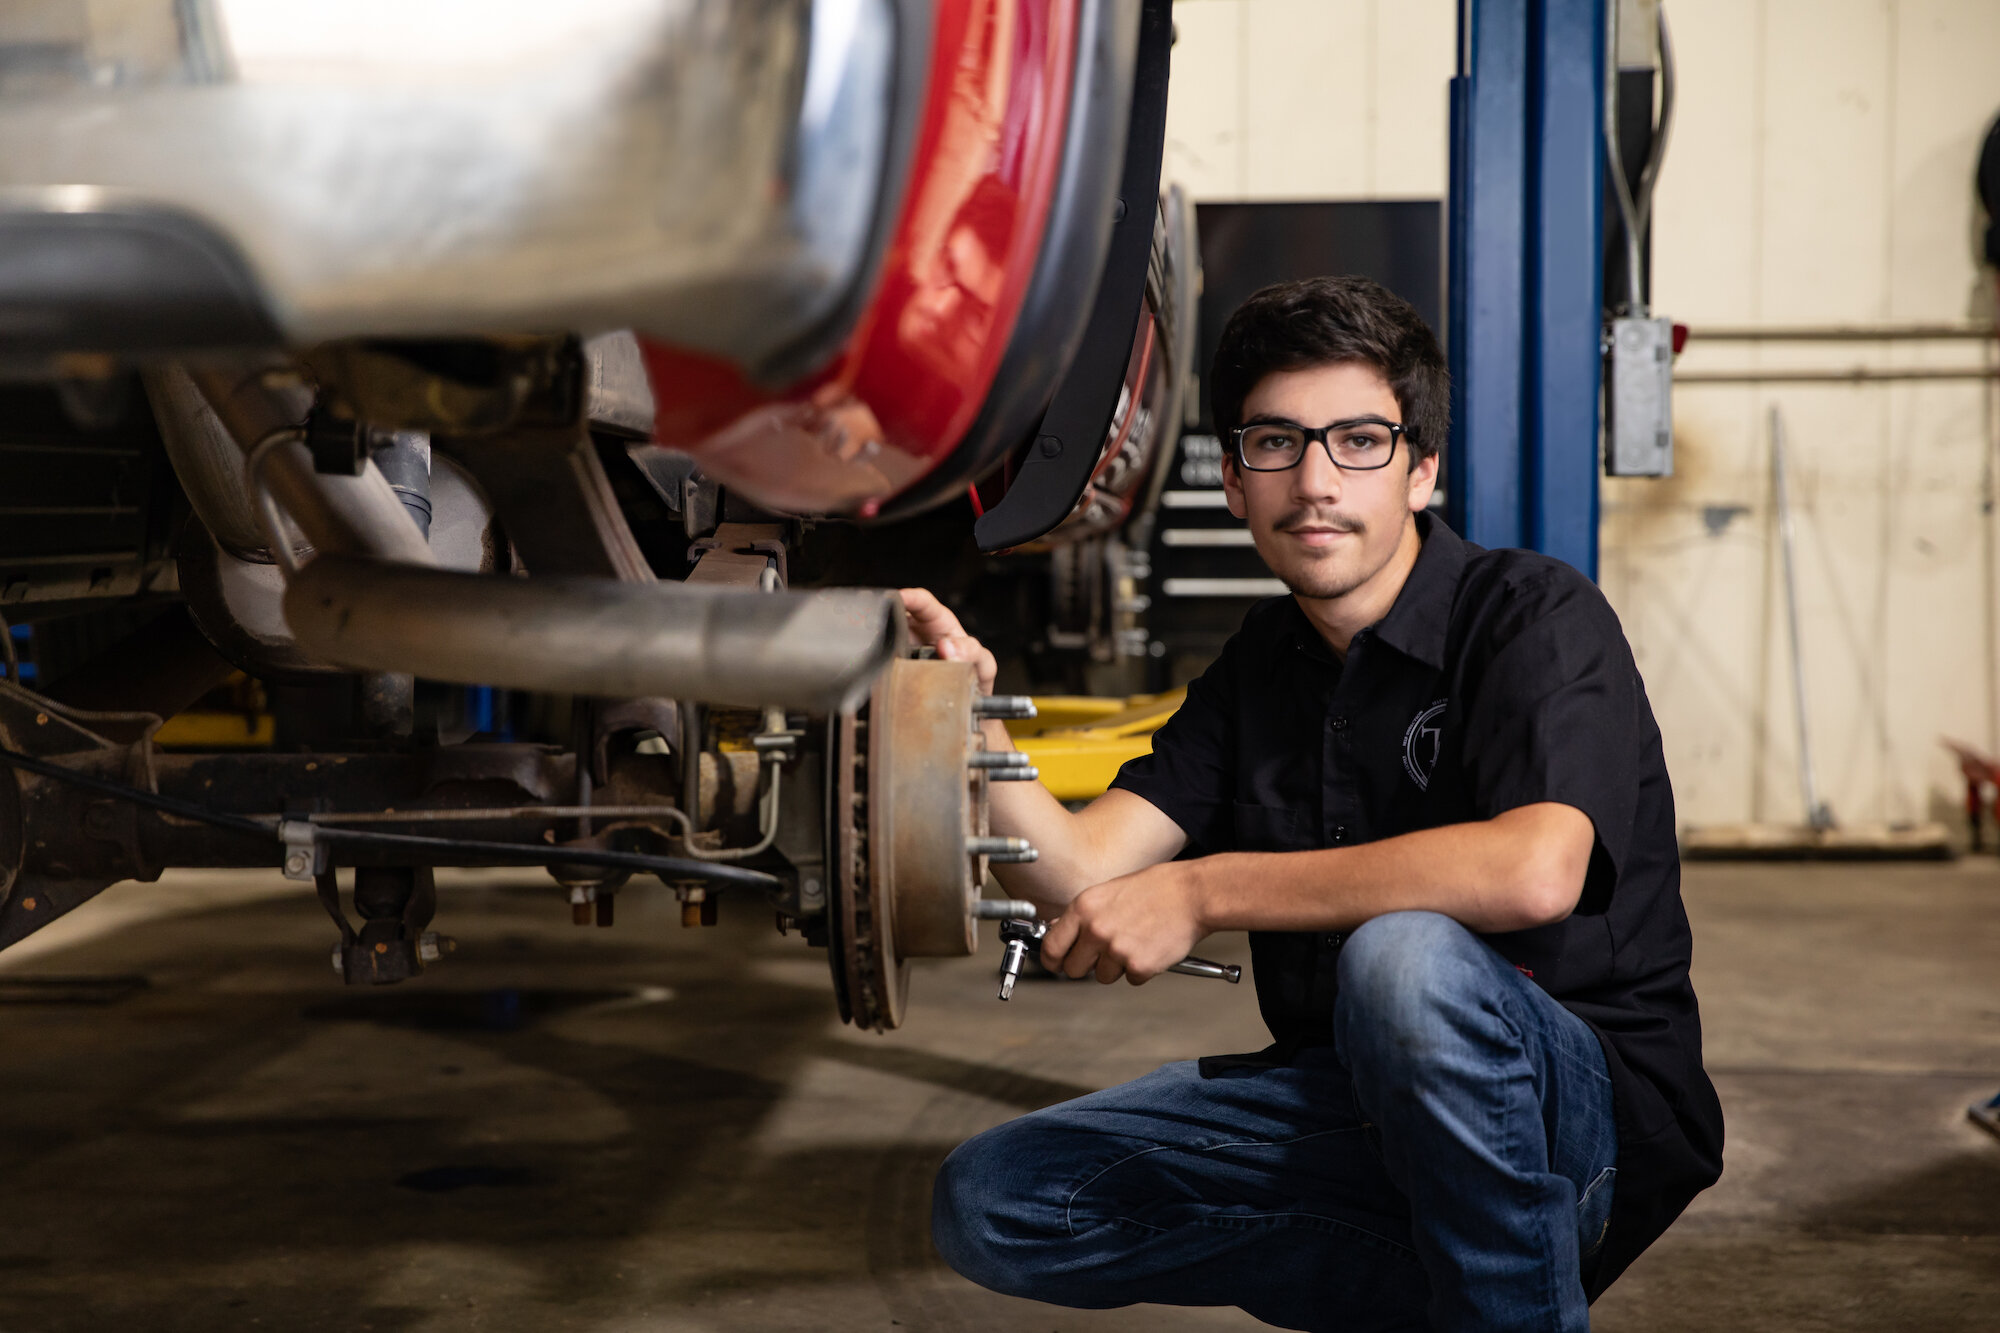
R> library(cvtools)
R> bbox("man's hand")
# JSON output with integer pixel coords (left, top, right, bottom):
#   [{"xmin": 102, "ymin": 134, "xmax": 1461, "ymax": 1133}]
[
  {"xmin": 899, "ymin": 588, "xmax": 997, "ymax": 696},
  {"xmin": 1040, "ymin": 860, "xmax": 1208, "ymax": 985}
]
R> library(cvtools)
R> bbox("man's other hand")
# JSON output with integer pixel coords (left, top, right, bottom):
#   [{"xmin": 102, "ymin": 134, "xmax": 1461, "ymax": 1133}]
[
  {"xmin": 899, "ymin": 588, "xmax": 998, "ymax": 696},
  {"xmin": 1041, "ymin": 862, "xmax": 1207, "ymax": 985}
]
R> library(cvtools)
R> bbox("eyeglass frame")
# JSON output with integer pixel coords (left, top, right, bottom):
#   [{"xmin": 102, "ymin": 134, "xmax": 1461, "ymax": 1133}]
[{"xmin": 1227, "ymin": 415, "xmax": 1412, "ymax": 472}]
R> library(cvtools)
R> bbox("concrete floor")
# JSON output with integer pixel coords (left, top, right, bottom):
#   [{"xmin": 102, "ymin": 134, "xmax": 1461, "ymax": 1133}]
[{"xmin": 0, "ymin": 860, "xmax": 1994, "ymax": 1331}]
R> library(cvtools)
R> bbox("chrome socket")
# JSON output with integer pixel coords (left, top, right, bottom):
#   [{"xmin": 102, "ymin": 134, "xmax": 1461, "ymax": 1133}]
[
  {"xmin": 972, "ymin": 899, "xmax": 1039, "ymax": 920},
  {"xmin": 972, "ymin": 695, "xmax": 1037, "ymax": 720}
]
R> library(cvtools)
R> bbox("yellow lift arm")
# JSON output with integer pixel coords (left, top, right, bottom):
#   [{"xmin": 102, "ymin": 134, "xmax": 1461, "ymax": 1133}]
[{"xmin": 1007, "ymin": 690, "xmax": 1186, "ymax": 803}]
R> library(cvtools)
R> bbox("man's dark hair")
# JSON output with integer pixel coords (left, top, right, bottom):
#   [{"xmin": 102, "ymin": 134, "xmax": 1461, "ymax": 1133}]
[{"xmin": 1209, "ymin": 275, "xmax": 1450, "ymax": 463}]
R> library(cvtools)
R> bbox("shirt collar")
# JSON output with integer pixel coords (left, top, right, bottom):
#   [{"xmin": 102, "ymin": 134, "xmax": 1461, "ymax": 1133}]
[
  {"xmin": 1371, "ymin": 510, "xmax": 1465, "ymax": 669},
  {"xmin": 1279, "ymin": 510, "xmax": 1467, "ymax": 669}
]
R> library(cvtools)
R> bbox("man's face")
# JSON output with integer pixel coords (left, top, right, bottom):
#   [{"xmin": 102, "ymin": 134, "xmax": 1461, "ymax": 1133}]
[{"xmin": 1221, "ymin": 361, "xmax": 1439, "ymax": 602}]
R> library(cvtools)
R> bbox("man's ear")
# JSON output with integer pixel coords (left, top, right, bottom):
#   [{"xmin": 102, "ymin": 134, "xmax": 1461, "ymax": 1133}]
[
  {"xmin": 1221, "ymin": 453, "xmax": 1248, "ymax": 521},
  {"xmin": 1405, "ymin": 447, "xmax": 1439, "ymax": 514}
]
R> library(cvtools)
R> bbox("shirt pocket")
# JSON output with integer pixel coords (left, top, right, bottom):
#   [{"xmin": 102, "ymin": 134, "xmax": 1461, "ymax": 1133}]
[{"xmin": 1231, "ymin": 801, "xmax": 1307, "ymax": 852}]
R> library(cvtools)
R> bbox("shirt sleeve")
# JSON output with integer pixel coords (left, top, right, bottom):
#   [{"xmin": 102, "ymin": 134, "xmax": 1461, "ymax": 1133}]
[
  {"xmin": 1459, "ymin": 577, "xmax": 1645, "ymax": 878},
  {"xmin": 1107, "ymin": 631, "xmax": 1239, "ymax": 852}
]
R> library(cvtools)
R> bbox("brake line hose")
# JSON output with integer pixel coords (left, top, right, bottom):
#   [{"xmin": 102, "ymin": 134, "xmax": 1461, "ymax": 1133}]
[{"xmin": 0, "ymin": 744, "xmax": 782, "ymax": 891}]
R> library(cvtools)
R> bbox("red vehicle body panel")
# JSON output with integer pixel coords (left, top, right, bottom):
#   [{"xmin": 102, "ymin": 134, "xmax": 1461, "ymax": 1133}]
[{"xmin": 638, "ymin": 0, "xmax": 1078, "ymax": 518}]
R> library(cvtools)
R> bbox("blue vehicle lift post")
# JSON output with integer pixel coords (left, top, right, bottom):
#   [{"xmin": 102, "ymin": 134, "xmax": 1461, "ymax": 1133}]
[{"xmin": 1447, "ymin": 0, "xmax": 1607, "ymax": 578}]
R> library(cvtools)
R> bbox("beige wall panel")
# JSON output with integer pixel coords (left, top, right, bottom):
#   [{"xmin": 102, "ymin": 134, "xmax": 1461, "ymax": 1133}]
[
  {"xmin": 1888, "ymin": 1, "xmax": 2000, "ymax": 321},
  {"xmin": 1164, "ymin": 0, "xmax": 1247, "ymax": 199},
  {"xmin": 1166, "ymin": 0, "xmax": 1456, "ymax": 202},
  {"xmin": 1371, "ymin": 0, "xmax": 1457, "ymax": 198},
  {"xmin": 1874, "ymin": 378, "xmax": 1997, "ymax": 816},
  {"xmin": 1649, "ymin": 0, "xmax": 1763, "ymax": 324},
  {"xmin": 1758, "ymin": 0, "xmax": 1894, "ymax": 324},
  {"xmin": 1241, "ymin": 0, "xmax": 1373, "ymax": 198},
  {"xmin": 1764, "ymin": 389, "xmax": 1900, "ymax": 823},
  {"xmin": 1603, "ymin": 389, "xmax": 1772, "ymax": 824},
  {"xmin": 1625, "ymin": 0, "xmax": 2000, "ymax": 830}
]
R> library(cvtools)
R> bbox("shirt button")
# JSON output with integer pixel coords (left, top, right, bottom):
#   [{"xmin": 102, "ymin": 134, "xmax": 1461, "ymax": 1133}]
[
  {"xmin": 1332, "ymin": 826, "xmax": 1348, "ymax": 843},
  {"xmin": 1329, "ymin": 715, "xmax": 1348, "ymax": 731},
  {"xmin": 1323, "ymin": 932, "xmax": 1345, "ymax": 948}
]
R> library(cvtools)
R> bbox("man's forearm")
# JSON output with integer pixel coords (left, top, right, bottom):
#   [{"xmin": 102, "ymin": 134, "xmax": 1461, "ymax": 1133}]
[
  {"xmin": 1185, "ymin": 804, "xmax": 1594, "ymax": 938},
  {"xmin": 978, "ymin": 719, "xmax": 1103, "ymax": 910}
]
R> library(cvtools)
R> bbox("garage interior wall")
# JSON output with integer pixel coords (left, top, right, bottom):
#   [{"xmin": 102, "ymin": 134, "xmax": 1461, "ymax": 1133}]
[{"xmin": 1166, "ymin": 0, "xmax": 2000, "ymax": 832}]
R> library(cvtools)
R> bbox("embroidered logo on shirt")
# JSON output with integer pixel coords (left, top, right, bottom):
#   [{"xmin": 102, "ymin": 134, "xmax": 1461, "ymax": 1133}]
[{"xmin": 1402, "ymin": 699, "xmax": 1448, "ymax": 790}]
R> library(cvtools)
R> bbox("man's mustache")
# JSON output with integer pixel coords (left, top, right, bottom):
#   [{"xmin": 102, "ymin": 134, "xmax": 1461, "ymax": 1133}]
[{"xmin": 1275, "ymin": 510, "xmax": 1365, "ymax": 535}]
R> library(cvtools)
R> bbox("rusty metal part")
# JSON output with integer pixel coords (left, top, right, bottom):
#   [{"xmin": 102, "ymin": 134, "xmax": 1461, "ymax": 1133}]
[
  {"xmin": 871, "ymin": 658, "xmax": 983, "ymax": 958},
  {"xmin": 282, "ymin": 556, "xmax": 903, "ymax": 712},
  {"xmin": 320, "ymin": 864, "xmax": 438, "ymax": 986},
  {"xmin": 0, "ymin": 677, "xmax": 593, "ymax": 893},
  {"xmin": 830, "ymin": 658, "xmax": 995, "ymax": 1031},
  {"xmin": 435, "ymin": 421, "xmax": 651, "ymax": 581},
  {"xmin": 0, "ymin": 682, "xmax": 165, "ymax": 921},
  {"xmin": 593, "ymin": 697, "xmax": 682, "ymax": 783},
  {"xmin": 828, "ymin": 705, "xmax": 884, "ymax": 1026},
  {"xmin": 301, "ymin": 338, "xmax": 585, "ymax": 437}
]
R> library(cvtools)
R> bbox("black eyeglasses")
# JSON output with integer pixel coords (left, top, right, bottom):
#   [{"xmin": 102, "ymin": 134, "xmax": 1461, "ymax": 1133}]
[{"xmin": 1229, "ymin": 417, "xmax": 1409, "ymax": 472}]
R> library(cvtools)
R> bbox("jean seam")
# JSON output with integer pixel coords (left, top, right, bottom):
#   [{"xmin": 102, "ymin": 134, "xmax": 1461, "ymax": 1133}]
[{"xmin": 1062, "ymin": 1125, "xmax": 1373, "ymax": 1240}]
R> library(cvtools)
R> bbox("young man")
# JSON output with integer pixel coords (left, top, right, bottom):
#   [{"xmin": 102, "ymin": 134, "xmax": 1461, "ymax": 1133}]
[{"xmin": 905, "ymin": 276, "xmax": 1723, "ymax": 1332}]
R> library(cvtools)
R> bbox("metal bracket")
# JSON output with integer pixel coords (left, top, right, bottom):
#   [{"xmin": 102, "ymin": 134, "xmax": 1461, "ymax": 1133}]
[
  {"xmin": 686, "ymin": 523, "xmax": 789, "ymax": 588},
  {"xmin": 279, "ymin": 819, "xmax": 323, "ymax": 882}
]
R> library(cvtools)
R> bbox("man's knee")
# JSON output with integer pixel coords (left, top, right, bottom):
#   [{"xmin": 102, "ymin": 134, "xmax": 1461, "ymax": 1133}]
[
  {"xmin": 931, "ymin": 1130, "xmax": 1003, "ymax": 1285},
  {"xmin": 1335, "ymin": 911, "xmax": 1507, "ymax": 1071},
  {"xmin": 931, "ymin": 1122, "xmax": 1044, "ymax": 1297}
]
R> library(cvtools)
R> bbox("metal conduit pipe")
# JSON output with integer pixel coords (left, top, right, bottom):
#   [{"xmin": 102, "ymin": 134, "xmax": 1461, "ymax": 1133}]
[
  {"xmin": 184, "ymin": 362, "xmax": 434, "ymax": 566},
  {"xmin": 1686, "ymin": 325, "xmax": 1997, "ymax": 342},
  {"xmin": 283, "ymin": 557, "xmax": 906, "ymax": 712}
]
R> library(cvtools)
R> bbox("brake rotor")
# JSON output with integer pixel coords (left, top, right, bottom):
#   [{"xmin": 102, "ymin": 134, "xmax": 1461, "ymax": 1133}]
[{"xmin": 830, "ymin": 657, "xmax": 988, "ymax": 1031}]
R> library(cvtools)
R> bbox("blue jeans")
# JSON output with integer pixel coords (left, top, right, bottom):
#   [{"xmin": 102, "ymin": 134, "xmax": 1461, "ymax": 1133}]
[{"xmin": 931, "ymin": 911, "xmax": 1619, "ymax": 1333}]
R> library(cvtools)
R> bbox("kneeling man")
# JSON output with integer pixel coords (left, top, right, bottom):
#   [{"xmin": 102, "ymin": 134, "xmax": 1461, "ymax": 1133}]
[{"xmin": 906, "ymin": 276, "xmax": 1723, "ymax": 1332}]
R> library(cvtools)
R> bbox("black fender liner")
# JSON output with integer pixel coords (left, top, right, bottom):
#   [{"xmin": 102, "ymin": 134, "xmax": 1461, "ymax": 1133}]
[{"xmin": 972, "ymin": 0, "xmax": 1171, "ymax": 551}]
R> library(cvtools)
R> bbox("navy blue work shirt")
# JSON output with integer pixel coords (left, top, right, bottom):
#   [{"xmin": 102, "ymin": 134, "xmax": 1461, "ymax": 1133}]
[{"xmin": 1109, "ymin": 511, "xmax": 1724, "ymax": 1296}]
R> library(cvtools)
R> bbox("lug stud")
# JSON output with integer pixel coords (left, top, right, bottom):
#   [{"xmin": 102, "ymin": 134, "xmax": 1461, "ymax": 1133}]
[{"xmin": 967, "ymin": 836, "xmax": 1038, "ymax": 863}]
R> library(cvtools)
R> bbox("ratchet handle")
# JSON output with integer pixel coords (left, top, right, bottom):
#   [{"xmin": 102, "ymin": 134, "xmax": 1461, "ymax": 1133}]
[
  {"xmin": 996, "ymin": 918, "xmax": 1240, "ymax": 994},
  {"xmin": 1166, "ymin": 957, "xmax": 1241, "ymax": 984}
]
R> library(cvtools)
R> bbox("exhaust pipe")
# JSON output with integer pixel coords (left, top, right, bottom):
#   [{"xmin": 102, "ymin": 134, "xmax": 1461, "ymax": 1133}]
[
  {"xmin": 284, "ymin": 557, "xmax": 904, "ymax": 712},
  {"xmin": 182, "ymin": 361, "xmax": 434, "ymax": 567}
]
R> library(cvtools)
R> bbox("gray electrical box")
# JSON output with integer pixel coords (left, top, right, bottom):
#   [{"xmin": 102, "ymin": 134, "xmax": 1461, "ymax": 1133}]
[{"xmin": 1605, "ymin": 316, "xmax": 1674, "ymax": 476}]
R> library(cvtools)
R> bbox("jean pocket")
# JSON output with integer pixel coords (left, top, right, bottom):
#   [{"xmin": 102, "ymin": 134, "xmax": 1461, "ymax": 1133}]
[{"xmin": 1577, "ymin": 1165, "xmax": 1616, "ymax": 1261}]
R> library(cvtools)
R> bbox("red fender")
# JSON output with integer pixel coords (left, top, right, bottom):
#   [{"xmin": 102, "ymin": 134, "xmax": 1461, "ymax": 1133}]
[{"xmin": 638, "ymin": 0, "xmax": 1078, "ymax": 518}]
